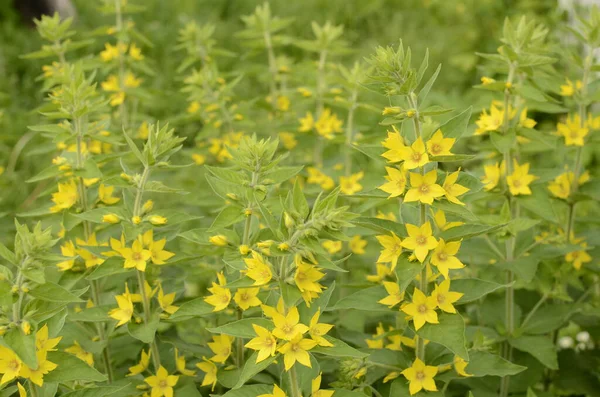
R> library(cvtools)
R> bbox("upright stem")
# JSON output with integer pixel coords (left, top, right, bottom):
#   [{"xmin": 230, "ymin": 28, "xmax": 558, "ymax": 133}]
[
  {"xmin": 12, "ymin": 269, "xmax": 25, "ymax": 324},
  {"xmin": 74, "ymin": 115, "xmax": 114, "ymax": 383},
  {"xmin": 114, "ymin": 0, "xmax": 128, "ymax": 130},
  {"xmin": 313, "ymin": 49, "xmax": 329, "ymax": 169},
  {"xmin": 263, "ymin": 28, "xmax": 279, "ymax": 108},
  {"xmin": 289, "ymin": 365, "xmax": 301, "ymax": 397},
  {"xmin": 344, "ymin": 88, "xmax": 358, "ymax": 177},
  {"xmin": 500, "ymin": 62, "xmax": 516, "ymax": 397},
  {"xmin": 136, "ymin": 270, "xmax": 161, "ymax": 371}
]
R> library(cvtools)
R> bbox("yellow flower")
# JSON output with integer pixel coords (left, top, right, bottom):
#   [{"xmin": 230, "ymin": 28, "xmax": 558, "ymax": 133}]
[
  {"xmin": 382, "ymin": 106, "xmax": 402, "ymax": 115},
  {"xmin": 108, "ymin": 283, "xmax": 135, "ymax": 327},
  {"xmin": 204, "ymin": 272, "xmax": 231, "ymax": 312},
  {"xmin": 566, "ymin": 243, "xmax": 592, "ymax": 270},
  {"xmin": 276, "ymin": 95, "xmax": 290, "ymax": 111},
  {"xmin": 431, "ymin": 279, "xmax": 463, "ymax": 313},
  {"xmin": 402, "ymin": 288, "xmax": 438, "ymax": 330},
  {"xmin": 306, "ymin": 167, "xmax": 335, "ymax": 190},
  {"xmin": 137, "ymin": 121, "xmax": 150, "ymax": 139},
  {"xmin": 57, "ymin": 241, "xmax": 77, "ymax": 271},
  {"xmin": 246, "ymin": 324, "xmax": 278, "ymax": 363},
  {"xmin": 297, "ymin": 87, "xmax": 312, "ymax": 97},
  {"xmin": 557, "ymin": 114, "xmax": 589, "ymax": 146},
  {"xmin": 50, "ymin": 180, "xmax": 78, "ymax": 213},
  {"xmin": 309, "ymin": 311, "xmax": 334, "ymax": 347},
  {"xmin": 314, "ymin": 108, "xmax": 343, "ymax": 140},
  {"xmin": 279, "ymin": 132, "xmax": 298, "ymax": 150},
  {"xmin": 381, "ymin": 128, "xmax": 406, "ymax": 163},
  {"xmin": 402, "ymin": 358, "xmax": 438, "ymax": 395},
  {"xmin": 278, "ymin": 335, "xmax": 317, "ymax": 371},
  {"xmin": 402, "ymin": 222, "xmax": 437, "ymax": 263},
  {"xmin": 366, "ymin": 263, "xmax": 392, "ymax": 283},
  {"xmin": 312, "ymin": 372, "xmax": 334, "ymax": 397},
  {"xmin": 271, "ymin": 306, "xmax": 309, "ymax": 341},
  {"xmin": 365, "ymin": 323, "xmax": 385, "ymax": 349},
  {"xmin": 129, "ymin": 43, "xmax": 144, "ymax": 60},
  {"xmin": 65, "ymin": 341, "xmax": 94, "ymax": 366},
  {"xmin": 234, "ymin": 287, "xmax": 262, "ymax": 311},
  {"xmin": 298, "ymin": 112, "xmax": 315, "ymax": 132},
  {"xmin": 379, "ymin": 166, "xmax": 407, "ymax": 198},
  {"xmin": 17, "ymin": 382, "xmax": 27, "ymax": 397},
  {"xmin": 475, "ymin": 103, "xmax": 504, "ymax": 135},
  {"xmin": 209, "ymin": 235, "xmax": 228, "ymax": 246},
  {"xmin": 157, "ymin": 285, "xmax": 178, "ymax": 314},
  {"xmin": 294, "ymin": 257, "xmax": 325, "ymax": 295},
  {"xmin": 208, "ymin": 334, "xmax": 234, "ymax": 363},
  {"xmin": 404, "ymin": 170, "xmax": 445, "ymax": 204},
  {"xmin": 98, "ymin": 184, "xmax": 120, "ymax": 205},
  {"xmin": 430, "ymin": 238, "xmax": 464, "ymax": 279},
  {"xmin": 340, "ymin": 172, "xmax": 364, "ymax": 195},
  {"xmin": 426, "ymin": 130, "xmax": 455, "ymax": 157},
  {"xmin": 376, "ymin": 211, "xmax": 397, "ymax": 221},
  {"xmin": 259, "ymin": 384, "xmax": 287, "ymax": 397},
  {"xmin": 109, "ymin": 91, "xmax": 126, "ymax": 106},
  {"xmin": 481, "ymin": 76, "xmax": 495, "ymax": 85},
  {"xmin": 102, "ymin": 75, "xmax": 120, "ymax": 92},
  {"xmin": 548, "ymin": 172, "xmax": 573, "ymax": 199},
  {"xmin": 19, "ymin": 354, "xmax": 57, "ymax": 386},
  {"xmin": 175, "ymin": 348, "xmax": 196, "ymax": 376},
  {"xmin": 378, "ymin": 281, "xmax": 404, "ymax": 309},
  {"xmin": 349, "ymin": 235, "xmax": 367, "ymax": 255},
  {"xmin": 100, "ymin": 43, "xmax": 126, "ymax": 62},
  {"xmin": 196, "ymin": 357, "xmax": 218, "ymax": 390},
  {"xmin": 507, "ymin": 160, "xmax": 537, "ymax": 196},
  {"xmin": 244, "ymin": 251, "xmax": 273, "ymax": 286},
  {"xmin": 375, "ymin": 233, "xmax": 403, "ymax": 270},
  {"xmin": 560, "ymin": 78, "xmax": 582, "ymax": 97},
  {"xmin": 35, "ymin": 325, "xmax": 61, "ymax": 353},
  {"xmin": 121, "ymin": 240, "xmax": 152, "ymax": 271},
  {"xmin": 482, "ymin": 162, "xmax": 501, "ymax": 191},
  {"xmin": 432, "ymin": 209, "xmax": 463, "ymax": 231},
  {"xmin": 124, "ymin": 72, "xmax": 142, "ymax": 88},
  {"xmin": 148, "ymin": 215, "xmax": 168, "ymax": 226},
  {"xmin": 0, "ymin": 346, "xmax": 22, "ymax": 385},
  {"xmin": 140, "ymin": 230, "xmax": 175, "ymax": 265},
  {"xmin": 442, "ymin": 170, "xmax": 470, "ymax": 205},
  {"xmin": 454, "ymin": 355, "xmax": 472, "ymax": 377},
  {"xmin": 102, "ymin": 213, "xmax": 121, "ymax": 224},
  {"xmin": 127, "ymin": 349, "xmax": 151, "ymax": 376},
  {"xmin": 398, "ymin": 138, "xmax": 429, "ymax": 170},
  {"xmin": 322, "ymin": 240, "xmax": 342, "ymax": 254},
  {"xmin": 192, "ymin": 153, "xmax": 206, "ymax": 165},
  {"xmin": 144, "ymin": 366, "xmax": 179, "ymax": 397},
  {"xmin": 187, "ymin": 101, "xmax": 201, "ymax": 114}
]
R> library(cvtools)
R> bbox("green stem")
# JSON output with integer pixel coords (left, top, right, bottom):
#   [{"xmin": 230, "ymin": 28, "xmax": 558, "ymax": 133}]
[
  {"xmin": 136, "ymin": 270, "xmax": 161, "ymax": 371},
  {"xmin": 29, "ymin": 381, "xmax": 39, "ymax": 397},
  {"xmin": 133, "ymin": 166, "xmax": 150, "ymax": 217},
  {"xmin": 263, "ymin": 29, "xmax": 279, "ymax": 108},
  {"xmin": 521, "ymin": 293, "xmax": 548, "ymax": 329},
  {"xmin": 114, "ymin": 0, "xmax": 128, "ymax": 130},
  {"xmin": 12, "ymin": 269, "xmax": 25, "ymax": 324},
  {"xmin": 344, "ymin": 88, "xmax": 358, "ymax": 177}
]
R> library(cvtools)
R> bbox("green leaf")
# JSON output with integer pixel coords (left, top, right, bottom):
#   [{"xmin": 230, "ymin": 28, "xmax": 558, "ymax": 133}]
[
  {"xmin": 167, "ymin": 298, "xmax": 214, "ymax": 321},
  {"xmin": 312, "ymin": 335, "xmax": 368, "ymax": 358},
  {"xmin": 490, "ymin": 129, "xmax": 516, "ymax": 154},
  {"xmin": 418, "ymin": 64, "xmax": 441, "ymax": 103},
  {"xmin": 517, "ymin": 187, "xmax": 561, "ymax": 224},
  {"xmin": 209, "ymin": 206, "xmax": 244, "ymax": 232},
  {"xmin": 466, "ymin": 350, "xmax": 526, "ymax": 377},
  {"xmin": 452, "ymin": 278, "xmax": 511, "ymax": 303},
  {"xmin": 437, "ymin": 106, "xmax": 472, "ymax": 139},
  {"xmin": 26, "ymin": 165, "xmax": 61, "ymax": 183},
  {"xmin": 221, "ymin": 385, "xmax": 272, "ymax": 396},
  {"xmin": 61, "ymin": 384, "xmax": 136, "ymax": 397},
  {"xmin": 262, "ymin": 165, "xmax": 303, "ymax": 185},
  {"xmin": 86, "ymin": 257, "xmax": 131, "ymax": 281},
  {"xmin": 293, "ymin": 180, "xmax": 310, "ymax": 219},
  {"xmin": 44, "ymin": 351, "xmax": 107, "ymax": 383},
  {"xmin": 330, "ymin": 286, "xmax": 391, "ymax": 312},
  {"xmin": 68, "ymin": 306, "xmax": 112, "ymax": 322},
  {"xmin": 415, "ymin": 313, "xmax": 468, "ymax": 359},
  {"xmin": 205, "ymin": 165, "xmax": 247, "ymax": 184},
  {"xmin": 353, "ymin": 217, "xmax": 406, "ymax": 237},
  {"xmin": 509, "ymin": 335, "xmax": 558, "ymax": 369},
  {"xmin": 430, "ymin": 154, "xmax": 476, "ymax": 163},
  {"xmin": 233, "ymin": 353, "xmax": 277, "ymax": 389},
  {"xmin": 123, "ymin": 132, "xmax": 145, "ymax": 165},
  {"xmin": 207, "ymin": 318, "xmax": 273, "ymax": 338},
  {"xmin": 395, "ymin": 256, "xmax": 423, "ymax": 293},
  {"xmin": 0, "ymin": 242, "xmax": 17, "ymax": 265},
  {"xmin": 440, "ymin": 223, "xmax": 505, "ymax": 241},
  {"xmin": 127, "ymin": 313, "xmax": 160, "ymax": 343},
  {"xmin": 3, "ymin": 327, "xmax": 37, "ymax": 368},
  {"xmin": 520, "ymin": 304, "xmax": 577, "ymax": 335},
  {"xmin": 497, "ymin": 257, "xmax": 540, "ymax": 283},
  {"xmin": 30, "ymin": 282, "xmax": 86, "ymax": 303}
]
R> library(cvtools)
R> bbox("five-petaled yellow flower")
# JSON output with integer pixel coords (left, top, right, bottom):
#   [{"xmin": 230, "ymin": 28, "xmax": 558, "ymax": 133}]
[
  {"xmin": 258, "ymin": 384, "xmax": 287, "ymax": 397},
  {"xmin": 244, "ymin": 251, "xmax": 273, "ymax": 286},
  {"xmin": 378, "ymin": 281, "xmax": 404, "ymax": 309},
  {"xmin": 401, "ymin": 288, "xmax": 439, "ymax": 330},
  {"xmin": 402, "ymin": 358, "xmax": 438, "ymax": 395},
  {"xmin": 404, "ymin": 170, "xmax": 445, "ymax": 204},
  {"xmin": 309, "ymin": 311, "xmax": 334, "ymax": 347},
  {"xmin": 108, "ymin": 283, "xmax": 135, "ymax": 327},
  {"xmin": 381, "ymin": 128, "xmax": 406, "ymax": 163},
  {"xmin": 121, "ymin": 239, "xmax": 152, "ymax": 271},
  {"xmin": 375, "ymin": 233, "xmax": 403, "ymax": 270},
  {"xmin": 557, "ymin": 114, "xmax": 588, "ymax": 146},
  {"xmin": 204, "ymin": 272, "xmax": 231, "ymax": 312},
  {"xmin": 442, "ymin": 170, "xmax": 470, "ymax": 205},
  {"xmin": 426, "ymin": 130, "xmax": 455, "ymax": 157},
  {"xmin": 481, "ymin": 162, "xmax": 502, "ymax": 191},
  {"xmin": 246, "ymin": 324, "xmax": 278, "ymax": 363},
  {"xmin": 430, "ymin": 238, "xmax": 465, "ymax": 279},
  {"xmin": 144, "ymin": 366, "xmax": 179, "ymax": 397},
  {"xmin": 506, "ymin": 160, "xmax": 537, "ymax": 196},
  {"xmin": 234, "ymin": 287, "xmax": 262, "ymax": 311},
  {"xmin": 401, "ymin": 222, "xmax": 438, "ymax": 263},
  {"xmin": 399, "ymin": 138, "xmax": 429, "ymax": 170},
  {"xmin": 127, "ymin": 349, "xmax": 151, "ymax": 376},
  {"xmin": 278, "ymin": 334, "xmax": 318, "ymax": 371},
  {"xmin": 379, "ymin": 166, "xmax": 407, "ymax": 198},
  {"xmin": 196, "ymin": 357, "xmax": 218, "ymax": 390},
  {"xmin": 208, "ymin": 334, "xmax": 234, "ymax": 363},
  {"xmin": 339, "ymin": 171, "xmax": 364, "ymax": 195},
  {"xmin": 431, "ymin": 279, "xmax": 463, "ymax": 313},
  {"xmin": 271, "ymin": 306, "xmax": 309, "ymax": 341}
]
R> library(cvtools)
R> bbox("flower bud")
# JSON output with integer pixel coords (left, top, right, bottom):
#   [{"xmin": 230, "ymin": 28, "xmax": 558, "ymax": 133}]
[
  {"xmin": 132, "ymin": 216, "xmax": 142, "ymax": 225},
  {"xmin": 382, "ymin": 106, "xmax": 402, "ymax": 115},
  {"xmin": 141, "ymin": 200, "xmax": 154, "ymax": 214},
  {"xmin": 102, "ymin": 214, "xmax": 121, "ymax": 224},
  {"xmin": 21, "ymin": 321, "xmax": 31, "ymax": 335},
  {"xmin": 239, "ymin": 245, "xmax": 251, "ymax": 255},
  {"xmin": 284, "ymin": 212, "xmax": 295, "ymax": 229},
  {"xmin": 149, "ymin": 215, "xmax": 168, "ymax": 225},
  {"xmin": 209, "ymin": 235, "xmax": 228, "ymax": 247}
]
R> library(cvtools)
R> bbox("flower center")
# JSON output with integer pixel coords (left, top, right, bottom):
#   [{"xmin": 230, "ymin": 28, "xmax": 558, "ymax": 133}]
[
  {"xmin": 416, "ymin": 236, "xmax": 427, "ymax": 245},
  {"xmin": 438, "ymin": 252, "xmax": 447, "ymax": 261},
  {"xmin": 416, "ymin": 371, "xmax": 425, "ymax": 380},
  {"xmin": 132, "ymin": 252, "xmax": 142, "ymax": 261},
  {"xmin": 437, "ymin": 294, "xmax": 446, "ymax": 304},
  {"xmin": 431, "ymin": 144, "xmax": 441, "ymax": 154},
  {"xmin": 418, "ymin": 304, "xmax": 428, "ymax": 314},
  {"xmin": 420, "ymin": 185, "xmax": 429, "ymax": 193},
  {"xmin": 412, "ymin": 153, "xmax": 422, "ymax": 162},
  {"xmin": 159, "ymin": 380, "xmax": 168, "ymax": 388}
]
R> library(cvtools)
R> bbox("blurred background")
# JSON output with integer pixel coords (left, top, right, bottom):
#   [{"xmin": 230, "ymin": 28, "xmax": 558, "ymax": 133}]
[{"xmin": 0, "ymin": 0, "xmax": 568, "ymax": 244}]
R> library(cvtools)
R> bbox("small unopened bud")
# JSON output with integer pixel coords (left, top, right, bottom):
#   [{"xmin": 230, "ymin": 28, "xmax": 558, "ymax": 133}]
[
  {"xmin": 244, "ymin": 208, "xmax": 252, "ymax": 216},
  {"xmin": 21, "ymin": 286, "xmax": 29, "ymax": 293},
  {"xmin": 239, "ymin": 245, "xmax": 251, "ymax": 255},
  {"xmin": 149, "ymin": 215, "xmax": 167, "ymax": 226},
  {"xmin": 132, "ymin": 216, "xmax": 142, "ymax": 225},
  {"xmin": 558, "ymin": 336, "xmax": 574, "ymax": 349},
  {"xmin": 141, "ymin": 200, "xmax": 154, "ymax": 214},
  {"xmin": 0, "ymin": 326, "xmax": 7, "ymax": 336},
  {"xmin": 406, "ymin": 109, "xmax": 416, "ymax": 118},
  {"xmin": 120, "ymin": 172, "xmax": 132, "ymax": 181},
  {"xmin": 278, "ymin": 242, "xmax": 290, "ymax": 251},
  {"xmin": 102, "ymin": 214, "xmax": 121, "ymax": 224},
  {"xmin": 284, "ymin": 212, "xmax": 295, "ymax": 229},
  {"xmin": 209, "ymin": 235, "xmax": 228, "ymax": 247},
  {"xmin": 576, "ymin": 331, "xmax": 590, "ymax": 343},
  {"xmin": 21, "ymin": 321, "xmax": 31, "ymax": 335},
  {"xmin": 382, "ymin": 106, "xmax": 401, "ymax": 116},
  {"xmin": 226, "ymin": 193, "xmax": 239, "ymax": 201}
]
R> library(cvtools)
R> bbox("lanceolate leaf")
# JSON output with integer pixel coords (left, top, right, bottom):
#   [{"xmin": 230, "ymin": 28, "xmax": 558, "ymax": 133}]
[
  {"xmin": 509, "ymin": 335, "xmax": 558, "ymax": 370},
  {"xmin": 415, "ymin": 313, "xmax": 468, "ymax": 360},
  {"xmin": 466, "ymin": 350, "xmax": 526, "ymax": 377},
  {"xmin": 452, "ymin": 278, "xmax": 511, "ymax": 303}
]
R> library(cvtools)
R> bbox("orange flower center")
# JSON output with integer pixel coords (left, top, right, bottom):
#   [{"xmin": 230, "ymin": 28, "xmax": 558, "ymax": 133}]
[
  {"xmin": 416, "ymin": 236, "xmax": 427, "ymax": 245},
  {"xmin": 418, "ymin": 304, "xmax": 428, "ymax": 314},
  {"xmin": 416, "ymin": 371, "xmax": 425, "ymax": 380},
  {"xmin": 431, "ymin": 144, "xmax": 441, "ymax": 155}
]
